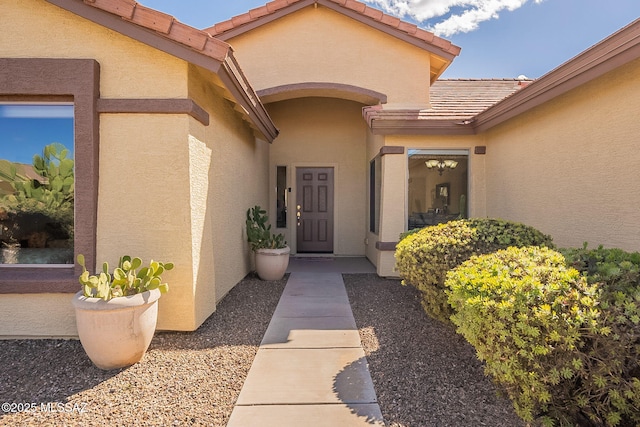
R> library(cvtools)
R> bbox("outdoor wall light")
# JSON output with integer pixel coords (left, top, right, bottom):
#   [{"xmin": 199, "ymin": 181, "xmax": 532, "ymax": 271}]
[{"xmin": 425, "ymin": 159, "xmax": 458, "ymax": 175}]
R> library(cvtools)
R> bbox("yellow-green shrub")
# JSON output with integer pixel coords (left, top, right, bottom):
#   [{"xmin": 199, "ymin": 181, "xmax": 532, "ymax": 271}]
[
  {"xmin": 447, "ymin": 246, "xmax": 640, "ymax": 426},
  {"xmin": 394, "ymin": 218, "xmax": 554, "ymax": 323}
]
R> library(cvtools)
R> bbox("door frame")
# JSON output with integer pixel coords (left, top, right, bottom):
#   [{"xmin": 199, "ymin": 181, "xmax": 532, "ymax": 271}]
[{"xmin": 288, "ymin": 162, "xmax": 340, "ymax": 255}]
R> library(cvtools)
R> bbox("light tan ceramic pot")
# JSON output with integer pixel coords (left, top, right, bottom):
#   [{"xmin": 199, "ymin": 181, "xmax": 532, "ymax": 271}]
[
  {"xmin": 255, "ymin": 247, "xmax": 290, "ymax": 281},
  {"xmin": 72, "ymin": 289, "xmax": 161, "ymax": 370}
]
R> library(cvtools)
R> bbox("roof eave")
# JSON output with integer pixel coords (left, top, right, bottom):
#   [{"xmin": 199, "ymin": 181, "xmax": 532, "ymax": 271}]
[
  {"xmin": 369, "ymin": 120, "xmax": 475, "ymax": 135},
  {"xmin": 473, "ymin": 18, "xmax": 640, "ymax": 133},
  {"xmin": 45, "ymin": 0, "xmax": 278, "ymax": 142},
  {"xmin": 219, "ymin": 53, "xmax": 279, "ymax": 141},
  {"xmin": 363, "ymin": 106, "xmax": 475, "ymax": 135},
  {"xmin": 208, "ymin": 0, "xmax": 460, "ymax": 62}
]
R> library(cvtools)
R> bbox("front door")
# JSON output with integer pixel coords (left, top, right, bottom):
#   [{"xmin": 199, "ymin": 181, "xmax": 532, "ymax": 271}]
[{"xmin": 296, "ymin": 167, "xmax": 334, "ymax": 253}]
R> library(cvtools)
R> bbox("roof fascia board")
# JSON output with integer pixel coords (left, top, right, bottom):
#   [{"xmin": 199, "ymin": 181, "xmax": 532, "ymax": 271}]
[
  {"xmin": 370, "ymin": 120, "xmax": 475, "ymax": 135},
  {"xmin": 46, "ymin": 0, "xmax": 278, "ymax": 142},
  {"xmin": 214, "ymin": 0, "xmax": 314, "ymax": 41},
  {"xmin": 219, "ymin": 53, "xmax": 279, "ymax": 141},
  {"xmin": 317, "ymin": 0, "xmax": 457, "ymax": 61},
  {"xmin": 474, "ymin": 18, "xmax": 640, "ymax": 133},
  {"xmin": 212, "ymin": 0, "xmax": 458, "ymax": 62},
  {"xmin": 46, "ymin": 0, "xmax": 224, "ymax": 73}
]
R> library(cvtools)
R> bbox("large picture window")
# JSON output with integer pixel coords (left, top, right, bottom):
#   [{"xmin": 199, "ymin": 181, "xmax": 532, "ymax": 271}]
[
  {"xmin": 0, "ymin": 104, "xmax": 74, "ymax": 264},
  {"xmin": 0, "ymin": 58, "xmax": 99, "ymax": 293},
  {"xmin": 407, "ymin": 149, "xmax": 468, "ymax": 230}
]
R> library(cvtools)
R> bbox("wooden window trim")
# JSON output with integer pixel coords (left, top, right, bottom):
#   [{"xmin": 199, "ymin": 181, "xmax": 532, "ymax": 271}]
[{"xmin": 0, "ymin": 58, "xmax": 99, "ymax": 294}]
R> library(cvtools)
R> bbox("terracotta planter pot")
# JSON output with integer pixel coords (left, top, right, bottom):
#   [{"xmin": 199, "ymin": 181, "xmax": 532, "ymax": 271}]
[
  {"xmin": 255, "ymin": 246, "xmax": 290, "ymax": 281},
  {"xmin": 71, "ymin": 289, "xmax": 161, "ymax": 370}
]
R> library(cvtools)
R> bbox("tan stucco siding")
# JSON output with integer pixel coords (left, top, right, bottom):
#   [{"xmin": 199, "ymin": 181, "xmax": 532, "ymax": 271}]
[
  {"xmin": 0, "ymin": 294, "xmax": 76, "ymax": 339},
  {"xmin": 98, "ymin": 114, "xmax": 196, "ymax": 330},
  {"xmin": 227, "ymin": 4, "xmax": 432, "ymax": 107},
  {"xmin": 0, "ymin": 0, "xmax": 189, "ymax": 337},
  {"xmin": 1, "ymin": 0, "xmax": 187, "ymax": 98},
  {"xmin": 0, "ymin": 0, "xmax": 264, "ymax": 336},
  {"xmin": 267, "ymin": 98, "xmax": 368, "ymax": 255},
  {"xmin": 188, "ymin": 65, "xmax": 270, "ymax": 325},
  {"xmin": 485, "ymin": 58, "xmax": 640, "ymax": 251}
]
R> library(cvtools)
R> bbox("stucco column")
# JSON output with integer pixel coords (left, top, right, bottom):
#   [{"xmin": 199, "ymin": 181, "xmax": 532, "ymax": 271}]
[{"xmin": 376, "ymin": 146, "xmax": 406, "ymax": 277}]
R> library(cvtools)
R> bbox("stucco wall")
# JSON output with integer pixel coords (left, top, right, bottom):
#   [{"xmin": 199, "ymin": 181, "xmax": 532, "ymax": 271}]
[
  {"xmin": 267, "ymin": 97, "xmax": 368, "ymax": 255},
  {"xmin": 226, "ymin": 4, "xmax": 432, "ymax": 107},
  {"xmin": 0, "ymin": 0, "xmax": 187, "ymax": 98},
  {"xmin": 0, "ymin": 0, "xmax": 264, "ymax": 336},
  {"xmin": 188, "ymin": 65, "xmax": 270, "ymax": 326},
  {"xmin": 484, "ymin": 58, "xmax": 640, "ymax": 251},
  {"xmin": 98, "ymin": 114, "xmax": 198, "ymax": 331}
]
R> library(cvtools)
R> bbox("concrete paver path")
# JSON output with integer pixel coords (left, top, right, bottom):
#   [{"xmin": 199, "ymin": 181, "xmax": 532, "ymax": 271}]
[{"xmin": 227, "ymin": 270, "xmax": 384, "ymax": 426}]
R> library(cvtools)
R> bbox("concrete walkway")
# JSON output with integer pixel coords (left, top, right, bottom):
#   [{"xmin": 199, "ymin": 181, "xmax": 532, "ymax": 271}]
[{"xmin": 227, "ymin": 258, "xmax": 384, "ymax": 427}]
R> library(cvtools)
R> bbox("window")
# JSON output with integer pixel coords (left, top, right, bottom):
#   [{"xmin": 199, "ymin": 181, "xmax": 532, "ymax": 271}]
[
  {"xmin": 407, "ymin": 149, "xmax": 468, "ymax": 230},
  {"xmin": 0, "ymin": 58, "xmax": 99, "ymax": 293},
  {"xmin": 0, "ymin": 104, "xmax": 74, "ymax": 264},
  {"xmin": 276, "ymin": 166, "xmax": 287, "ymax": 228},
  {"xmin": 369, "ymin": 156, "xmax": 381, "ymax": 234}
]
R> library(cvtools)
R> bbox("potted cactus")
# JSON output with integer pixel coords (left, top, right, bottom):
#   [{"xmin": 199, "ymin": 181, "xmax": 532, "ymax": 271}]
[
  {"xmin": 71, "ymin": 254, "xmax": 173, "ymax": 370},
  {"xmin": 246, "ymin": 205, "xmax": 289, "ymax": 280}
]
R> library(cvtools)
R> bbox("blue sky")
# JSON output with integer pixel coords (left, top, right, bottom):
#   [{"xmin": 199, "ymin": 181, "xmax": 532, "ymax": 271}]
[
  {"xmin": 0, "ymin": 105, "xmax": 74, "ymax": 164},
  {"xmin": 140, "ymin": 0, "xmax": 639, "ymax": 79}
]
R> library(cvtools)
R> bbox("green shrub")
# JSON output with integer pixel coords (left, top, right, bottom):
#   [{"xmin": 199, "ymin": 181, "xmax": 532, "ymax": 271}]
[
  {"xmin": 447, "ymin": 245, "xmax": 640, "ymax": 426},
  {"xmin": 560, "ymin": 245, "xmax": 640, "ymax": 426},
  {"xmin": 394, "ymin": 218, "xmax": 554, "ymax": 323}
]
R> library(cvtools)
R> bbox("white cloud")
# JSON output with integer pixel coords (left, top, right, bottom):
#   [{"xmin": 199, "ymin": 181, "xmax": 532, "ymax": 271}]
[{"xmin": 364, "ymin": 0, "xmax": 544, "ymax": 36}]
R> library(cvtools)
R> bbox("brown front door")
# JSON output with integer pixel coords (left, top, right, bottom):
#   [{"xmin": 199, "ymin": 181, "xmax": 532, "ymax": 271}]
[{"xmin": 296, "ymin": 167, "xmax": 334, "ymax": 253}]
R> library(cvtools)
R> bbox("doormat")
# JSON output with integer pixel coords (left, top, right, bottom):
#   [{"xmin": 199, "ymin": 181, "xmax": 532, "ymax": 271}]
[{"xmin": 293, "ymin": 257, "xmax": 334, "ymax": 262}]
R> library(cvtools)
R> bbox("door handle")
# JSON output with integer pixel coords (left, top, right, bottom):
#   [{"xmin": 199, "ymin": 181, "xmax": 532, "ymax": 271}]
[{"xmin": 296, "ymin": 204, "xmax": 301, "ymax": 226}]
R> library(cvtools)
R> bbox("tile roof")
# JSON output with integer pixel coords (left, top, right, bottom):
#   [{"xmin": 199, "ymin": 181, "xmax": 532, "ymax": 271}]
[
  {"xmin": 428, "ymin": 79, "xmax": 531, "ymax": 119},
  {"xmin": 205, "ymin": 0, "xmax": 461, "ymax": 58},
  {"xmin": 48, "ymin": 0, "xmax": 278, "ymax": 141},
  {"xmin": 80, "ymin": 0, "xmax": 231, "ymax": 61},
  {"xmin": 362, "ymin": 79, "xmax": 532, "ymax": 134}
]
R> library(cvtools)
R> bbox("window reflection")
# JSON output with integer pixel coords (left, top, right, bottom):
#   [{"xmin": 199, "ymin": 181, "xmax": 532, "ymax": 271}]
[
  {"xmin": 0, "ymin": 104, "xmax": 74, "ymax": 264},
  {"xmin": 407, "ymin": 149, "xmax": 468, "ymax": 230}
]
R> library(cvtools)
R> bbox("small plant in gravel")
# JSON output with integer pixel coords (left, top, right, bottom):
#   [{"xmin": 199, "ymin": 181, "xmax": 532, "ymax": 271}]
[
  {"xmin": 395, "ymin": 218, "xmax": 554, "ymax": 323},
  {"xmin": 446, "ymin": 245, "xmax": 640, "ymax": 427},
  {"xmin": 77, "ymin": 254, "xmax": 173, "ymax": 301}
]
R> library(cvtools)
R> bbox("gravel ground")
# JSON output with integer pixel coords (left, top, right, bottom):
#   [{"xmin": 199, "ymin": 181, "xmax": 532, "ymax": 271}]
[
  {"xmin": 0, "ymin": 273, "xmax": 287, "ymax": 427},
  {"xmin": 344, "ymin": 273, "xmax": 525, "ymax": 427},
  {"xmin": 0, "ymin": 272, "xmax": 524, "ymax": 427}
]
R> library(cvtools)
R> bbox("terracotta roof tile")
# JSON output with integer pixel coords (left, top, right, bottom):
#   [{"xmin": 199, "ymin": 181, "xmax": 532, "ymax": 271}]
[
  {"xmin": 379, "ymin": 13, "xmax": 400, "ymax": 28},
  {"xmin": 249, "ymin": 6, "xmax": 270, "ymax": 20},
  {"xmin": 266, "ymin": 0, "xmax": 290, "ymax": 13},
  {"xmin": 398, "ymin": 21, "xmax": 417, "ymax": 35},
  {"xmin": 84, "ymin": 0, "xmax": 135, "ymax": 19},
  {"xmin": 170, "ymin": 21, "xmax": 209, "ymax": 50},
  {"xmin": 125, "ymin": 4, "xmax": 173, "ymax": 34},
  {"xmin": 232, "ymin": 13, "xmax": 253, "ymax": 27},
  {"xmin": 362, "ymin": 6, "xmax": 383, "ymax": 22},
  {"xmin": 206, "ymin": 0, "xmax": 461, "ymax": 58},
  {"xmin": 79, "ymin": 0, "xmax": 232, "ymax": 62},
  {"xmin": 214, "ymin": 20, "xmax": 235, "ymax": 34},
  {"xmin": 344, "ymin": 0, "xmax": 366, "ymax": 13}
]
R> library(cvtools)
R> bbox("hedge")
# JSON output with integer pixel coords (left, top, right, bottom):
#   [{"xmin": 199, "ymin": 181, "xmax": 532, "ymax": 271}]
[
  {"xmin": 394, "ymin": 218, "xmax": 554, "ymax": 323},
  {"xmin": 446, "ymin": 245, "xmax": 640, "ymax": 426}
]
